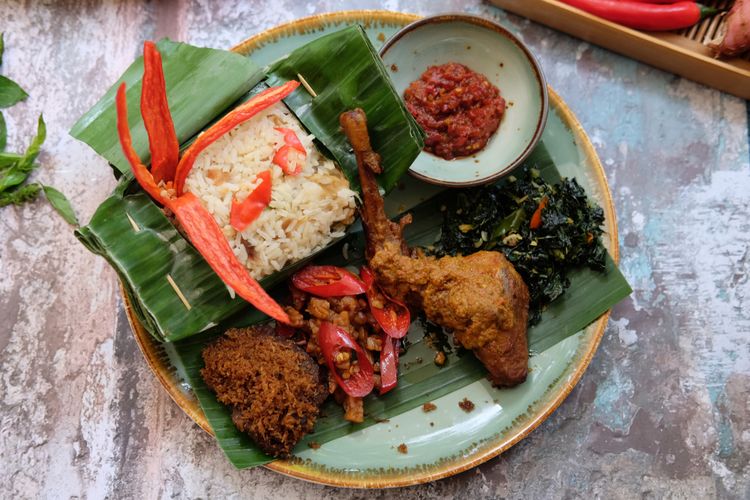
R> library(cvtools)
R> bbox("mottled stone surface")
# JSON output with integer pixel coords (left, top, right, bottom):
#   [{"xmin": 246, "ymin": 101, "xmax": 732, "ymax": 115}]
[{"xmin": 1, "ymin": 0, "xmax": 748, "ymax": 498}]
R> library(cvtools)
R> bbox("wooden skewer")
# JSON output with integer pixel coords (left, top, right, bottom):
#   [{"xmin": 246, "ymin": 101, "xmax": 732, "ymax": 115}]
[
  {"xmin": 166, "ymin": 274, "xmax": 192, "ymax": 310},
  {"xmin": 297, "ymin": 73, "xmax": 317, "ymax": 98},
  {"xmin": 125, "ymin": 213, "xmax": 140, "ymax": 232}
]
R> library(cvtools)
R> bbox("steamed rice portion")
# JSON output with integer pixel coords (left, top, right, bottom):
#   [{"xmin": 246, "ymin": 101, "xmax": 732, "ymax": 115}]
[{"xmin": 184, "ymin": 103, "xmax": 357, "ymax": 279}]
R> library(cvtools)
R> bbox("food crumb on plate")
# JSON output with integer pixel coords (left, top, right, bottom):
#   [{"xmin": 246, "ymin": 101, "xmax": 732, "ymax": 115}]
[
  {"xmin": 459, "ymin": 397, "xmax": 475, "ymax": 413},
  {"xmin": 308, "ymin": 441, "xmax": 321, "ymax": 450},
  {"xmin": 397, "ymin": 443, "xmax": 408, "ymax": 454},
  {"xmin": 434, "ymin": 351, "xmax": 446, "ymax": 366},
  {"xmin": 390, "ymin": 63, "xmax": 399, "ymax": 72},
  {"xmin": 423, "ymin": 402, "xmax": 437, "ymax": 413},
  {"xmin": 377, "ymin": 32, "xmax": 386, "ymax": 42}
]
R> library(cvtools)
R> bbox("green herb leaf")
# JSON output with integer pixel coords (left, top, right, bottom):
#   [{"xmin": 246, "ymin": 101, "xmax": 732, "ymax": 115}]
[
  {"xmin": 42, "ymin": 184, "xmax": 79, "ymax": 226},
  {"xmin": 0, "ymin": 33, "xmax": 4, "ymax": 67},
  {"xmin": 0, "ymin": 115, "xmax": 45, "ymax": 193},
  {"xmin": 0, "ymin": 182, "xmax": 40, "ymax": 207},
  {"xmin": 0, "ymin": 111, "xmax": 6, "ymax": 151},
  {"xmin": 0, "ymin": 152, "xmax": 22, "ymax": 170},
  {"xmin": 0, "ymin": 75, "xmax": 28, "ymax": 108}
]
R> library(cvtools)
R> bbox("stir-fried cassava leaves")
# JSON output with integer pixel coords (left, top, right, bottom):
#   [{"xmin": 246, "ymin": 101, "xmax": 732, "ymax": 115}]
[
  {"xmin": 0, "ymin": 33, "xmax": 78, "ymax": 224},
  {"xmin": 438, "ymin": 168, "xmax": 606, "ymax": 324}
]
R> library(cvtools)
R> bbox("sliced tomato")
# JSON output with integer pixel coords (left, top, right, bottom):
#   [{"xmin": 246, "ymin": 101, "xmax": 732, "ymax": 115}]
[
  {"xmin": 360, "ymin": 266, "xmax": 411, "ymax": 339},
  {"xmin": 318, "ymin": 321, "xmax": 374, "ymax": 398},
  {"xmin": 379, "ymin": 334, "xmax": 399, "ymax": 395},
  {"xmin": 230, "ymin": 170, "xmax": 272, "ymax": 231},
  {"xmin": 292, "ymin": 265, "xmax": 366, "ymax": 297}
]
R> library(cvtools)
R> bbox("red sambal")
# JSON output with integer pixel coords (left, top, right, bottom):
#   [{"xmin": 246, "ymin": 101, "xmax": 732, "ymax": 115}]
[{"xmin": 404, "ymin": 62, "xmax": 505, "ymax": 160}]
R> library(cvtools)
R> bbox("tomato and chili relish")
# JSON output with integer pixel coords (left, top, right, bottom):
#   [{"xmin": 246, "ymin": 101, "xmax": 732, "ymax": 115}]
[{"xmin": 404, "ymin": 62, "xmax": 506, "ymax": 160}]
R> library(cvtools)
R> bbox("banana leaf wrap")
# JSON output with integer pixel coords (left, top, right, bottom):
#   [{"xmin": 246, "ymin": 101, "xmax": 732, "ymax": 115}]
[
  {"xmin": 265, "ymin": 25, "xmax": 426, "ymax": 193},
  {"xmin": 71, "ymin": 30, "xmax": 426, "ymax": 341},
  {"xmin": 167, "ymin": 144, "xmax": 632, "ymax": 468}
]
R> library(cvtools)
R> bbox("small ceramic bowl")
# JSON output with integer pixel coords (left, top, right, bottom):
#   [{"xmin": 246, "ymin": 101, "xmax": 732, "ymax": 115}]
[{"xmin": 380, "ymin": 14, "xmax": 549, "ymax": 187}]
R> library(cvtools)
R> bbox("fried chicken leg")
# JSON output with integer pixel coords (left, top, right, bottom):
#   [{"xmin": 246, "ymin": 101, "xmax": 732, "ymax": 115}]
[{"xmin": 340, "ymin": 109, "xmax": 530, "ymax": 386}]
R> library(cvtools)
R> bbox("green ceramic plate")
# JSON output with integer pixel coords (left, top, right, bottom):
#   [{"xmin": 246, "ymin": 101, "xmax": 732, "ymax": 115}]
[
  {"xmin": 380, "ymin": 14, "xmax": 548, "ymax": 187},
  {"xmin": 126, "ymin": 10, "xmax": 619, "ymax": 489}
]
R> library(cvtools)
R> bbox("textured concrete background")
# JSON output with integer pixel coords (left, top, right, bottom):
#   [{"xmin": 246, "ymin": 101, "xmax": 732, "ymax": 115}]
[{"xmin": 1, "ymin": 0, "xmax": 748, "ymax": 498}]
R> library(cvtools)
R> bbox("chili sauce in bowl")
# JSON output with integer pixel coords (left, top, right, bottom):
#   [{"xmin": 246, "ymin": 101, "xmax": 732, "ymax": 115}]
[{"xmin": 380, "ymin": 14, "xmax": 548, "ymax": 187}]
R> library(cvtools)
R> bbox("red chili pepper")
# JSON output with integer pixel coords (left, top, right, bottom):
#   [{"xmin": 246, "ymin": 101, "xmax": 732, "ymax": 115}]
[
  {"xmin": 272, "ymin": 145, "xmax": 305, "ymax": 175},
  {"xmin": 174, "ymin": 80, "xmax": 300, "ymax": 195},
  {"xmin": 360, "ymin": 266, "xmax": 411, "ymax": 339},
  {"xmin": 530, "ymin": 195, "xmax": 549, "ymax": 230},
  {"xmin": 169, "ymin": 192, "xmax": 290, "ymax": 324},
  {"xmin": 274, "ymin": 127, "xmax": 306, "ymax": 155},
  {"xmin": 141, "ymin": 41, "xmax": 179, "ymax": 184},
  {"xmin": 230, "ymin": 170, "xmax": 272, "ymax": 231},
  {"xmin": 292, "ymin": 265, "xmax": 366, "ymax": 297},
  {"xmin": 115, "ymin": 83, "xmax": 170, "ymax": 206},
  {"xmin": 318, "ymin": 321, "xmax": 375, "ymax": 397},
  {"xmin": 559, "ymin": 0, "xmax": 717, "ymax": 31},
  {"xmin": 379, "ymin": 334, "xmax": 399, "ymax": 395}
]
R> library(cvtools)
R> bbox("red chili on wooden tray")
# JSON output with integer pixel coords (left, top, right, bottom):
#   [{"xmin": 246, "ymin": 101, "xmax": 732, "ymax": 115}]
[
  {"xmin": 292, "ymin": 265, "xmax": 367, "ymax": 297},
  {"xmin": 360, "ymin": 266, "xmax": 411, "ymax": 339},
  {"xmin": 559, "ymin": 0, "xmax": 718, "ymax": 31},
  {"xmin": 404, "ymin": 62, "xmax": 505, "ymax": 160},
  {"xmin": 230, "ymin": 169, "xmax": 272, "ymax": 231},
  {"xmin": 318, "ymin": 321, "xmax": 375, "ymax": 398}
]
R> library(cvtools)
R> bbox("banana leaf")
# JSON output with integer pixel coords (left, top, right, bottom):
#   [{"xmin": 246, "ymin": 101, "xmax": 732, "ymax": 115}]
[
  {"xmin": 265, "ymin": 25, "xmax": 425, "ymax": 193},
  {"xmin": 167, "ymin": 144, "xmax": 632, "ymax": 468},
  {"xmin": 70, "ymin": 39, "xmax": 264, "ymax": 175}
]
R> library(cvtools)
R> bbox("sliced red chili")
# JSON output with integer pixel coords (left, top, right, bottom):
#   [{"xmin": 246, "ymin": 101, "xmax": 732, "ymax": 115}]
[
  {"xmin": 115, "ymin": 83, "xmax": 170, "ymax": 206},
  {"xmin": 274, "ymin": 127, "xmax": 306, "ymax": 155},
  {"xmin": 379, "ymin": 334, "xmax": 399, "ymax": 395},
  {"xmin": 360, "ymin": 266, "xmax": 411, "ymax": 339},
  {"xmin": 318, "ymin": 321, "xmax": 374, "ymax": 398},
  {"xmin": 530, "ymin": 195, "xmax": 549, "ymax": 230},
  {"xmin": 141, "ymin": 41, "xmax": 179, "ymax": 184},
  {"xmin": 292, "ymin": 265, "xmax": 366, "ymax": 297},
  {"xmin": 169, "ymin": 192, "xmax": 290, "ymax": 324},
  {"xmin": 272, "ymin": 145, "xmax": 305, "ymax": 175},
  {"xmin": 230, "ymin": 170, "xmax": 272, "ymax": 231},
  {"xmin": 174, "ymin": 80, "xmax": 300, "ymax": 195}
]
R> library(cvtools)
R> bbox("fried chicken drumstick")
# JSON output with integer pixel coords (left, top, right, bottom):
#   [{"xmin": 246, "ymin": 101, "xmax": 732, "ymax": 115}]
[{"xmin": 340, "ymin": 109, "xmax": 530, "ymax": 387}]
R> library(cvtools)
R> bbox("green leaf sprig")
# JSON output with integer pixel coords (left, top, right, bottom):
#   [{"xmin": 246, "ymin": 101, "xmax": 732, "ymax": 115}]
[{"xmin": 0, "ymin": 33, "xmax": 78, "ymax": 225}]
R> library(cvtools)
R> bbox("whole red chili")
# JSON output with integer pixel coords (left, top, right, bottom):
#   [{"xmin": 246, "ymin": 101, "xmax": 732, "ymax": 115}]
[
  {"xmin": 141, "ymin": 41, "xmax": 179, "ymax": 184},
  {"xmin": 559, "ymin": 0, "xmax": 717, "ymax": 31}
]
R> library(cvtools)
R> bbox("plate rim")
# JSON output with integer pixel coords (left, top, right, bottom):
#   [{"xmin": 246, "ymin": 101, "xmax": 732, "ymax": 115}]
[{"xmin": 125, "ymin": 9, "xmax": 619, "ymax": 489}]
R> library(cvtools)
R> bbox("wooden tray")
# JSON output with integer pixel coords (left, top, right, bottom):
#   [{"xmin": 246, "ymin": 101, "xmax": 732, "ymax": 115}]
[{"xmin": 489, "ymin": 0, "xmax": 750, "ymax": 99}]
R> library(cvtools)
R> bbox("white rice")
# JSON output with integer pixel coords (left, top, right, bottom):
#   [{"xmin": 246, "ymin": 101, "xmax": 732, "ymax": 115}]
[{"xmin": 184, "ymin": 103, "xmax": 357, "ymax": 280}]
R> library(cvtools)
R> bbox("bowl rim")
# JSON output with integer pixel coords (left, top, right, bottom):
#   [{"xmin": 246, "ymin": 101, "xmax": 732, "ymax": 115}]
[{"xmin": 379, "ymin": 12, "xmax": 550, "ymax": 188}]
